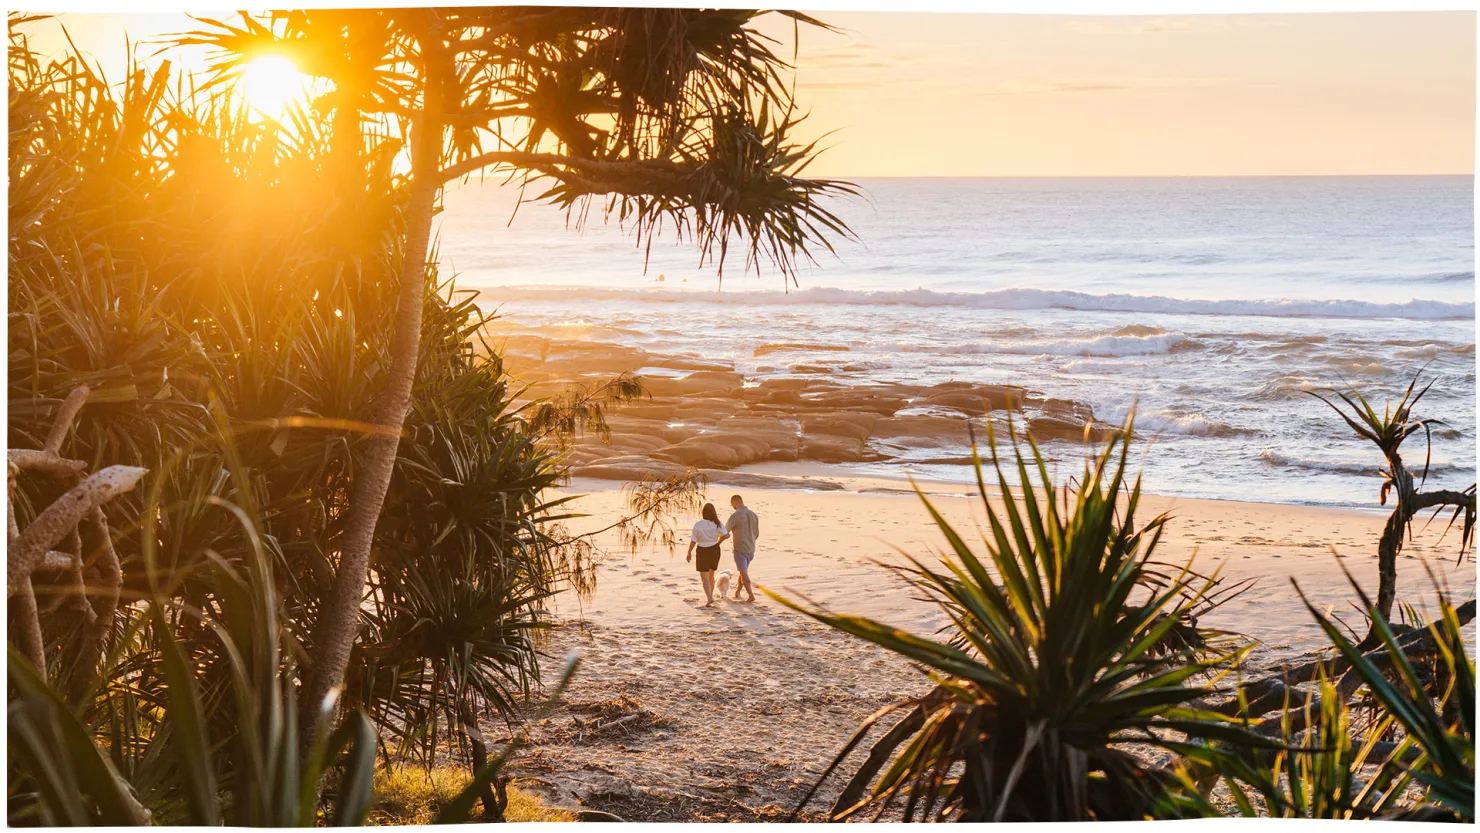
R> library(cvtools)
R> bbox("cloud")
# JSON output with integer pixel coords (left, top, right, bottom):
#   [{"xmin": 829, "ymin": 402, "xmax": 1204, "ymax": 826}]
[
  {"xmin": 1067, "ymin": 17, "xmax": 1197, "ymax": 35},
  {"xmin": 1065, "ymin": 16, "xmax": 1290, "ymax": 36},
  {"xmin": 974, "ymin": 76, "xmax": 1225, "ymax": 97},
  {"xmin": 803, "ymin": 40, "xmax": 896, "ymax": 71}
]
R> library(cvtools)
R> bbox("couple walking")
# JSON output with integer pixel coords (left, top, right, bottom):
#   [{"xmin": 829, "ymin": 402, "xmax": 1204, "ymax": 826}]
[{"xmin": 685, "ymin": 494, "xmax": 759, "ymax": 606}]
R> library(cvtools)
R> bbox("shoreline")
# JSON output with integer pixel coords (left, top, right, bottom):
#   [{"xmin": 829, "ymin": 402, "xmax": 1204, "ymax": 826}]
[
  {"xmin": 684, "ymin": 458, "xmax": 1403, "ymax": 514},
  {"xmin": 554, "ymin": 468, "xmax": 1471, "ymax": 659}
]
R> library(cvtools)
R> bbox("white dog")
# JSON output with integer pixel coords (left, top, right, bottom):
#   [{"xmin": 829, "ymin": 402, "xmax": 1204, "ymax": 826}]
[{"xmin": 716, "ymin": 570, "xmax": 734, "ymax": 598}]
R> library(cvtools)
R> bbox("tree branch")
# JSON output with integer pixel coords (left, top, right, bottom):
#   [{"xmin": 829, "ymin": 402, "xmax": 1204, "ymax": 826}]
[
  {"xmin": 41, "ymin": 385, "xmax": 89, "ymax": 454},
  {"xmin": 9, "ymin": 449, "xmax": 89, "ymax": 478},
  {"xmin": 13, "ymin": 577, "xmax": 46, "ymax": 670},
  {"xmin": 8, "ymin": 465, "xmax": 148, "ymax": 593},
  {"xmin": 1411, "ymin": 489, "xmax": 1475, "ymax": 510}
]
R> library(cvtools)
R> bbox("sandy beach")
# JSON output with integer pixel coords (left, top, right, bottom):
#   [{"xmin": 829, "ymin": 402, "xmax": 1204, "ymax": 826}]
[{"xmin": 508, "ymin": 467, "xmax": 1476, "ymax": 820}]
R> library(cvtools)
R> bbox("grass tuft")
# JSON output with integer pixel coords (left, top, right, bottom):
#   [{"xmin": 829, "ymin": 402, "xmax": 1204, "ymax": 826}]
[{"xmin": 370, "ymin": 766, "xmax": 574, "ymax": 825}]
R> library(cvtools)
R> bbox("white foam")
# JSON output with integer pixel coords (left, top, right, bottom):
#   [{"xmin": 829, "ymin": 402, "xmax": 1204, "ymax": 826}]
[
  {"xmin": 1136, "ymin": 413, "xmax": 1253, "ymax": 438},
  {"xmin": 484, "ymin": 285, "xmax": 1475, "ymax": 321},
  {"xmin": 1255, "ymin": 449, "xmax": 1470, "ymax": 476},
  {"xmin": 896, "ymin": 331, "xmax": 1195, "ymax": 357},
  {"xmin": 1258, "ymin": 449, "xmax": 1385, "ymax": 476},
  {"xmin": 1093, "ymin": 406, "xmax": 1253, "ymax": 438},
  {"xmin": 1059, "ymin": 358, "xmax": 1147, "ymax": 374}
]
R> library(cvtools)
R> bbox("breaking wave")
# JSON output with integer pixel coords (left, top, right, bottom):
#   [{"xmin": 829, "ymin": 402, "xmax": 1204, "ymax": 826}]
[
  {"xmin": 1091, "ymin": 406, "xmax": 1256, "ymax": 438},
  {"xmin": 1258, "ymin": 449, "xmax": 1464, "ymax": 476},
  {"xmin": 1133, "ymin": 413, "xmax": 1256, "ymax": 438},
  {"xmin": 895, "ymin": 331, "xmax": 1197, "ymax": 357}
]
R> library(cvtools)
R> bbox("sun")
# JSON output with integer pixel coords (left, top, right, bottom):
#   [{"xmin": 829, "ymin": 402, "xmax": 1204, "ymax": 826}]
[{"xmin": 238, "ymin": 55, "xmax": 309, "ymax": 119}]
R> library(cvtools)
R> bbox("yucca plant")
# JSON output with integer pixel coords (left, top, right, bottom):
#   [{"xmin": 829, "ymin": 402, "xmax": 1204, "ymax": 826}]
[
  {"xmin": 1310, "ymin": 372, "xmax": 1476, "ymax": 647},
  {"xmin": 777, "ymin": 420, "xmax": 1259, "ymax": 822}
]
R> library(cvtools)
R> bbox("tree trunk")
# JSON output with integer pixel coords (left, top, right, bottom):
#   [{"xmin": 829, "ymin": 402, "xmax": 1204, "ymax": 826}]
[
  {"xmin": 459, "ymin": 702, "xmax": 501, "ymax": 820},
  {"xmin": 67, "ymin": 509, "xmax": 123, "ymax": 704},
  {"xmin": 300, "ymin": 14, "xmax": 448, "ymax": 739},
  {"xmin": 1364, "ymin": 456, "xmax": 1414, "ymax": 649},
  {"xmin": 13, "ymin": 577, "xmax": 46, "ymax": 671}
]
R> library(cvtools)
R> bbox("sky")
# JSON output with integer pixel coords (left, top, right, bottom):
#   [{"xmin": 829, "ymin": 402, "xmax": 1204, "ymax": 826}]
[{"xmin": 24, "ymin": 9, "xmax": 1477, "ymax": 177}]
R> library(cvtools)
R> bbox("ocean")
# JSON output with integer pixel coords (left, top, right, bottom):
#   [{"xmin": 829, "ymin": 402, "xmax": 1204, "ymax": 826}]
[{"xmin": 439, "ymin": 176, "xmax": 1476, "ymax": 508}]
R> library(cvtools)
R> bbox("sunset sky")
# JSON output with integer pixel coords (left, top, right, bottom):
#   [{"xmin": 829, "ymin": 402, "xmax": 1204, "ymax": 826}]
[{"xmin": 28, "ymin": 9, "xmax": 1477, "ymax": 177}]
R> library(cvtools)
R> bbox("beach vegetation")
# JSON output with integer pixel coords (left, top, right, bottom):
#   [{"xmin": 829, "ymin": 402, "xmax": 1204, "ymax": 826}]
[
  {"xmin": 173, "ymin": 8, "xmax": 859, "ymax": 737},
  {"xmin": 787, "ymin": 417, "xmax": 1476, "ymax": 822},
  {"xmin": 1309, "ymin": 372, "xmax": 1475, "ymax": 647},
  {"xmin": 370, "ymin": 765, "xmax": 574, "ymax": 824},
  {"xmin": 8, "ymin": 7, "xmax": 846, "ymax": 823},
  {"xmin": 1176, "ymin": 577, "xmax": 1473, "ymax": 821},
  {"xmin": 8, "ymin": 424, "xmax": 379, "ymax": 827},
  {"xmin": 776, "ymin": 421, "xmax": 1261, "ymax": 821}
]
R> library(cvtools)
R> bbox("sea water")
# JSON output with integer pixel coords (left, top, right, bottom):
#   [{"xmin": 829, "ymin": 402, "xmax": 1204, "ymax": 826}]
[{"xmin": 439, "ymin": 176, "xmax": 1476, "ymax": 508}]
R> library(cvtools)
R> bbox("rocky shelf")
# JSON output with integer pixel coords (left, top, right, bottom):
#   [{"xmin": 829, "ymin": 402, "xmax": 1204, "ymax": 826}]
[{"xmin": 495, "ymin": 334, "xmax": 1118, "ymax": 482}]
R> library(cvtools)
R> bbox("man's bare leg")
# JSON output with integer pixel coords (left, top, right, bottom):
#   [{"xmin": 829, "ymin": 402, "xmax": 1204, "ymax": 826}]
[{"xmin": 737, "ymin": 570, "xmax": 755, "ymax": 602}]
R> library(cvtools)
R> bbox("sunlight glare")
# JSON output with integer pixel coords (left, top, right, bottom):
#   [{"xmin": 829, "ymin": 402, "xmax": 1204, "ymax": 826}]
[{"xmin": 238, "ymin": 55, "xmax": 308, "ymax": 120}]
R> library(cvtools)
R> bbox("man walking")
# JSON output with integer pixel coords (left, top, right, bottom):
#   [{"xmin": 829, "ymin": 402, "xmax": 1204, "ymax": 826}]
[{"xmin": 724, "ymin": 494, "xmax": 760, "ymax": 602}]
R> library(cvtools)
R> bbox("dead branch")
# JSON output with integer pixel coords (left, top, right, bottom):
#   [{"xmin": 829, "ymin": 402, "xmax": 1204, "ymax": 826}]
[
  {"xmin": 12, "ymin": 578, "xmax": 46, "ymax": 670},
  {"xmin": 67, "ymin": 508, "xmax": 125, "ymax": 702},
  {"xmin": 8, "ymin": 465, "xmax": 147, "ymax": 593},
  {"xmin": 9, "ymin": 449, "xmax": 89, "ymax": 478},
  {"xmin": 41, "ymin": 385, "xmax": 89, "ymax": 453}
]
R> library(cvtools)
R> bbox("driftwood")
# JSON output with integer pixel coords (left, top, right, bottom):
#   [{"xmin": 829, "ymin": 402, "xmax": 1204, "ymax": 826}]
[
  {"xmin": 576, "ymin": 810, "xmax": 626, "ymax": 822},
  {"xmin": 6, "ymin": 386, "xmax": 144, "ymax": 674}
]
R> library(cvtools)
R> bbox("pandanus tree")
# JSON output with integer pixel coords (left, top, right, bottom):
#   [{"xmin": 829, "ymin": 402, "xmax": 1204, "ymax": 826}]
[
  {"xmin": 1310, "ymin": 372, "xmax": 1476, "ymax": 648},
  {"xmin": 178, "ymin": 7, "xmax": 857, "ymax": 741},
  {"xmin": 11, "ymin": 10, "xmax": 829, "ymax": 819}
]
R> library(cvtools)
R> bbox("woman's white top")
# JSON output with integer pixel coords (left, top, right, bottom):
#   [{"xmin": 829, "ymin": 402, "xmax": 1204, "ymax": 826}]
[{"xmin": 691, "ymin": 519, "xmax": 724, "ymax": 547}]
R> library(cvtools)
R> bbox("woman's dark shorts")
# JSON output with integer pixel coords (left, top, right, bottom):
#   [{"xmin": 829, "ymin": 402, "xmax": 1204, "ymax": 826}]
[{"xmin": 695, "ymin": 544, "xmax": 721, "ymax": 572}]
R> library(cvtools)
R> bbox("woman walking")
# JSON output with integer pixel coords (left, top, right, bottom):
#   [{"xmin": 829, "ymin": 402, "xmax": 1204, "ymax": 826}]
[{"xmin": 686, "ymin": 503, "xmax": 729, "ymax": 606}]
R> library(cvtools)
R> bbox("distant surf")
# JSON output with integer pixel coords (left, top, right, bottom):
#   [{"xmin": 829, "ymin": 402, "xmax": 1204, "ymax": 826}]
[{"xmin": 485, "ymin": 285, "xmax": 1474, "ymax": 321}]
